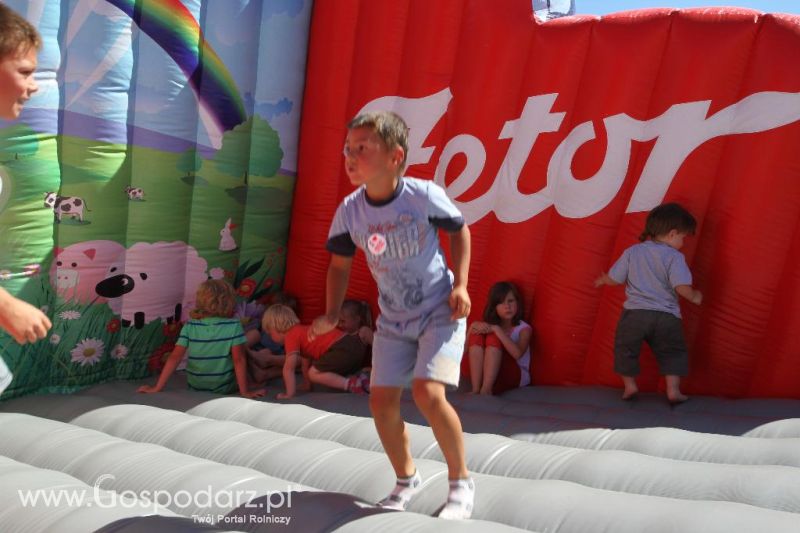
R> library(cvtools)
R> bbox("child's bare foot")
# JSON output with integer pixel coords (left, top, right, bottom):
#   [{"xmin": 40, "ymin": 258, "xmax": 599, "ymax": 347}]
[
  {"xmin": 621, "ymin": 376, "xmax": 638, "ymax": 401},
  {"xmin": 667, "ymin": 392, "xmax": 689, "ymax": 405},
  {"xmin": 621, "ymin": 387, "xmax": 639, "ymax": 401}
]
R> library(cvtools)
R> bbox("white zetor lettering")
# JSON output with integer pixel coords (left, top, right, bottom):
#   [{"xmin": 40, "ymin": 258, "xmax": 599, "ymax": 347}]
[{"xmin": 358, "ymin": 90, "xmax": 800, "ymax": 224}]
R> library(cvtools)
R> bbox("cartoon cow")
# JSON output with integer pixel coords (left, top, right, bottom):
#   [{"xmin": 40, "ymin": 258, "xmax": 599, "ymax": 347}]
[
  {"xmin": 124, "ymin": 186, "xmax": 144, "ymax": 200},
  {"xmin": 44, "ymin": 192, "xmax": 90, "ymax": 222},
  {"xmin": 50, "ymin": 240, "xmax": 126, "ymax": 303},
  {"xmin": 95, "ymin": 241, "xmax": 208, "ymax": 329}
]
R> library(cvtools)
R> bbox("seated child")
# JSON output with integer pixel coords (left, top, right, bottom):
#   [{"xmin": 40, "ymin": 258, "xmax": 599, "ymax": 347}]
[
  {"xmin": 138, "ymin": 280, "xmax": 265, "ymax": 399},
  {"xmin": 468, "ymin": 281, "xmax": 532, "ymax": 395},
  {"xmin": 339, "ymin": 299, "xmax": 374, "ymax": 367},
  {"xmin": 262, "ymin": 304, "xmax": 369, "ymax": 399},
  {"xmin": 245, "ymin": 291, "xmax": 298, "ymax": 384}
]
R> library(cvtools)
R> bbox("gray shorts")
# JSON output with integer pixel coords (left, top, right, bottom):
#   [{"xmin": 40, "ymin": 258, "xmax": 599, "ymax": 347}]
[
  {"xmin": 371, "ymin": 302, "xmax": 467, "ymax": 389},
  {"xmin": 614, "ymin": 309, "xmax": 689, "ymax": 377}
]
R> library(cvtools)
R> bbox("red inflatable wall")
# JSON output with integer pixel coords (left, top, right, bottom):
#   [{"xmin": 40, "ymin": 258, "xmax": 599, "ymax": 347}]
[{"xmin": 285, "ymin": 1, "xmax": 800, "ymax": 398}]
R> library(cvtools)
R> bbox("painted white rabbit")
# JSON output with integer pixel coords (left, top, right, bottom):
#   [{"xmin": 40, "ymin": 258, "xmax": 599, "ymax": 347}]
[{"xmin": 219, "ymin": 218, "xmax": 238, "ymax": 251}]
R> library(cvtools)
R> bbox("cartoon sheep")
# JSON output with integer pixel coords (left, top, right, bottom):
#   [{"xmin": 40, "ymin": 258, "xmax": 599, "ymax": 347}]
[
  {"xmin": 50, "ymin": 240, "xmax": 126, "ymax": 303},
  {"xmin": 95, "ymin": 241, "xmax": 208, "ymax": 329}
]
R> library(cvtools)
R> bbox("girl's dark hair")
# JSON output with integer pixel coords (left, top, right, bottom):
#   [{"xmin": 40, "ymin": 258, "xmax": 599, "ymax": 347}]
[
  {"xmin": 639, "ymin": 202, "xmax": 697, "ymax": 242},
  {"xmin": 483, "ymin": 281, "xmax": 524, "ymax": 326},
  {"xmin": 341, "ymin": 299, "xmax": 373, "ymax": 328}
]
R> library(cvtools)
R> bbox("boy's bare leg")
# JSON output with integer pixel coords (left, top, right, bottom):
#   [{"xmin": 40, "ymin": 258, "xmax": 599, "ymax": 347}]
[
  {"xmin": 411, "ymin": 379, "xmax": 468, "ymax": 479},
  {"xmin": 665, "ymin": 375, "xmax": 688, "ymax": 402},
  {"xmin": 621, "ymin": 375, "xmax": 639, "ymax": 400},
  {"xmin": 308, "ymin": 367, "xmax": 347, "ymax": 390},
  {"xmin": 370, "ymin": 386, "xmax": 414, "ymax": 477}
]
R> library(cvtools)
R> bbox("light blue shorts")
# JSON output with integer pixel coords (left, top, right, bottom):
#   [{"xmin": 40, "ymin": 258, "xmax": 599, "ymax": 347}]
[{"xmin": 371, "ymin": 302, "xmax": 467, "ymax": 389}]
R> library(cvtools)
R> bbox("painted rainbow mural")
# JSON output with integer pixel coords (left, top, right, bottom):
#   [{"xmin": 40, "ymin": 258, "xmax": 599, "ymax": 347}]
[{"xmin": 103, "ymin": 0, "xmax": 247, "ymax": 132}]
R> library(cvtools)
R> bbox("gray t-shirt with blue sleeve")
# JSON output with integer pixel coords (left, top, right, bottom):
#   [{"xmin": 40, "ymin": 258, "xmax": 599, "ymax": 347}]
[
  {"xmin": 608, "ymin": 240, "xmax": 692, "ymax": 318},
  {"xmin": 326, "ymin": 177, "xmax": 464, "ymax": 323}
]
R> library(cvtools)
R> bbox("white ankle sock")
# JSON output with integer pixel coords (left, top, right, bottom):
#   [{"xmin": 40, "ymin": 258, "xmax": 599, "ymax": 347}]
[
  {"xmin": 376, "ymin": 470, "xmax": 422, "ymax": 511},
  {"xmin": 437, "ymin": 477, "xmax": 475, "ymax": 520}
]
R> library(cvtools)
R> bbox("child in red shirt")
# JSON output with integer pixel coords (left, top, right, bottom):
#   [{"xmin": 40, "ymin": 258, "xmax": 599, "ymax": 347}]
[{"xmin": 262, "ymin": 304, "xmax": 369, "ymax": 399}]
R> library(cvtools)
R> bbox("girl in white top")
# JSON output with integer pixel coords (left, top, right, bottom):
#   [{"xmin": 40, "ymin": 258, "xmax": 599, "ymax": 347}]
[{"xmin": 468, "ymin": 281, "xmax": 532, "ymax": 395}]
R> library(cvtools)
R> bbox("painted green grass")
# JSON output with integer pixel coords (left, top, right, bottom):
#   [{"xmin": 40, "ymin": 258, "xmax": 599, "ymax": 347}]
[
  {"xmin": 0, "ymin": 280, "xmax": 163, "ymax": 399},
  {"xmin": 0, "ymin": 129, "xmax": 296, "ymax": 401}
]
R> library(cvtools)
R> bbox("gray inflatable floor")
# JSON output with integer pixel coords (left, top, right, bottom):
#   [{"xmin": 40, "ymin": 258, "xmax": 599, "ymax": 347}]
[{"xmin": 2, "ymin": 375, "xmax": 800, "ymax": 533}]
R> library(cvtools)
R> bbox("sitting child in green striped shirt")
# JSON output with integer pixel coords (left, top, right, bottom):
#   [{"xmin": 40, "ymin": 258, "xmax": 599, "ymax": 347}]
[{"xmin": 138, "ymin": 280, "xmax": 266, "ymax": 398}]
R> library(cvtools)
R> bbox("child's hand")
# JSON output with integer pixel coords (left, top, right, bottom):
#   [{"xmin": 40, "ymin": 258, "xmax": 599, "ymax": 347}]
[
  {"xmin": 241, "ymin": 388, "xmax": 266, "ymax": 399},
  {"xmin": 449, "ymin": 285, "xmax": 471, "ymax": 320},
  {"xmin": 358, "ymin": 326, "xmax": 374, "ymax": 345},
  {"xmin": 309, "ymin": 314, "xmax": 337, "ymax": 340},
  {"xmin": 594, "ymin": 273, "xmax": 609, "ymax": 288},
  {"xmin": 468, "ymin": 321, "xmax": 489, "ymax": 334},
  {"xmin": 137, "ymin": 385, "xmax": 160, "ymax": 394},
  {"xmin": 0, "ymin": 292, "xmax": 52, "ymax": 345},
  {"xmin": 691, "ymin": 290, "xmax": 703, "ymax": 305},
  {"xmin": 276, "ymin": 392, "xmax": 293, "ymax": 400}
]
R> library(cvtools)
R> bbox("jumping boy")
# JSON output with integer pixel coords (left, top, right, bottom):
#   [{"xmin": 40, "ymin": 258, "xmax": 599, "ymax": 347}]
[{"xmin": 310, "ymin": 111, "xmax": 475, "ymax": 519}]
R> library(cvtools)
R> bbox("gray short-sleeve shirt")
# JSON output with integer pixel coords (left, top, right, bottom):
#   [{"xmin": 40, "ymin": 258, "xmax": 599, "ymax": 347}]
[
  {"xmin": 326, "ymin": 177, "xmax": 464, "ymax": 322},
  {"xmin": 608, "ymin": 241, "xmax": 692, "ymax": 318}
]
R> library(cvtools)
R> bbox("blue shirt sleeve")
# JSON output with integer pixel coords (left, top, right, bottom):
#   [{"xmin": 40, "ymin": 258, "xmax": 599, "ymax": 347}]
[
  {"xmin": 667, "ymin": 251, "xmax": 693, "ymax": 288},
  {"xmin": 608, "ymin": 248, "xmax": 630, "ymax": 284},
  {"xmin": 326, "ymin": 203, "xmax": 357, "ymax": 256},
  {"xmin": 426, "ymin": 181, "xmax": 464, "ymax": 232}
]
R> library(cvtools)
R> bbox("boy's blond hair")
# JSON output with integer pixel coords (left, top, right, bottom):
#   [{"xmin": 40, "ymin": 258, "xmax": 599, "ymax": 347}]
[
  {"xmin": 191, "ymin": 280, "xmax": 236, "ymax": 319},
  {"xmin": 347, "ymin": 111, "xmax": 409, "ymax": 173},
  {"xmin": 0, "ymin": 3, "xmax": 42, "ymax": 59},
  {"xmin": 262, "ymin": 304, "xmax": 300, "ymax": 333}
]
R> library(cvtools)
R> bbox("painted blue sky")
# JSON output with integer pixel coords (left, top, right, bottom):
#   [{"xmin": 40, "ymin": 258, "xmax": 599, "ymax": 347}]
[
  {"xmin": 8, "ymin": 0, "xmax": 311, "ymax": 172},
  {"xmin": 581, "ymin": 1, "xmax": 799, "ymax": 15}
]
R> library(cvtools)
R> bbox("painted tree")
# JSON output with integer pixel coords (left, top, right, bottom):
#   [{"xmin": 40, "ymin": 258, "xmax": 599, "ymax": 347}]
[
  {"xmin": 176, "ymin": 147, "xmax": 203, "ymax": 178},
  {"xmin": 214, "ymin": 115, "xmax": 283, "ymax": 186}
]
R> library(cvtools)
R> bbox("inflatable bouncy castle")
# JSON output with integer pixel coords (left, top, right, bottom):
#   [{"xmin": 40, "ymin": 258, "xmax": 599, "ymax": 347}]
[
  {"xmin": 0, "ymin": 0, "xmax": 310, "ymax": 398},
  {"xmin": 1, "ymin": 1, "xmax": 800, "ymax": 532},
  {"xmin": 285, "ymin": 1, "xmax": 800, "ymax": 399}
]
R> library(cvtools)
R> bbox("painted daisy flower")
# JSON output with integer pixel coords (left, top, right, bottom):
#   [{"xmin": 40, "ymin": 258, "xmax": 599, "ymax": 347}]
[
  {"xmin": 110, "ymin": 344, "xmax": 129, "ymax": 360},
  {"xmin": 59, "ymin": 310, "xmax": 82, "ymax": 320},
  {"xmin": 49, "ymin": 334, "xmax": 61, "ymax": 345},
  {"xmin": 70, "ymin": 338, "xmax": 105, "ymax": 366},
  {"xmin": 0, "ymin": 270, "xmax": 11, "ymax": 280},
  {"xmin": 209, "ymin": 267, "xmax": 225, "ymax": 280}
]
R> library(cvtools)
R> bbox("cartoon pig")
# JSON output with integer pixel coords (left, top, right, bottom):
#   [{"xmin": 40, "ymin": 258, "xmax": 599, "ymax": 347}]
[{"xmin": 50, "ymin": 240, "xmax": 125, "ymax": 303}]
